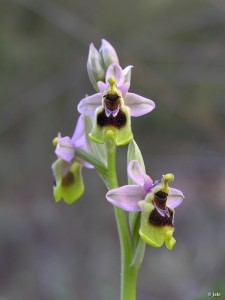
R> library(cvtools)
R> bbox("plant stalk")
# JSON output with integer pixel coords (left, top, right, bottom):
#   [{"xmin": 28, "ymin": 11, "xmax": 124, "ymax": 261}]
[{"xmin": 106, "ymin": 139, "xmax": 138, "ymax": 300}]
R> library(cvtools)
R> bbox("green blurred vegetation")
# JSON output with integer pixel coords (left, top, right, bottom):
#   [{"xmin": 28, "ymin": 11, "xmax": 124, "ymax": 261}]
[{"xmin": 0, "ymin": 0, "xmax": 225, "ymax": 299}]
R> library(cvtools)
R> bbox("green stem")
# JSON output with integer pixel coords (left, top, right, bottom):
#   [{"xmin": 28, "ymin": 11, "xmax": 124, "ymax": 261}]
[
  {"xmin": 106, "ymin": 139, "xmax": 138, "ymax": 300},
  {"xmin": 75, "ymin": 149, "xmax": 107, "ymax": 176}
]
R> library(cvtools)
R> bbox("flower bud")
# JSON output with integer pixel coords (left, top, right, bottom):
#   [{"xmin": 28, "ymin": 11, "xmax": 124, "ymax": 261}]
[
  {"xmin": 87, "ymin": 43, "xmax": 105, "ymax": 91},
  {"xmin": 99, "ymin": 39, "xmax": 119, "ymax": 69}
]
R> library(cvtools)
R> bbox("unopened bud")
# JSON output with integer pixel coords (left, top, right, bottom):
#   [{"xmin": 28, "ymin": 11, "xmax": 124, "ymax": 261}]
[
  {"xmin": 99, "ymin": 39, "xmax": 119, "ymax": 69},
  {"xmin": 87, "ymin": 43, "xmax": 105, "ymax": 91}
]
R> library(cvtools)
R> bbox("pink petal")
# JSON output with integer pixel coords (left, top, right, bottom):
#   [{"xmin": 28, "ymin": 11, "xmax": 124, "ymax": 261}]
[
  {"xmin": 128, "ymin": 160, "xmax": 153, "ymax": 192},
  {"xmin": 98, "ymin": 81, "xmax": 109, "ymax": 94},
  {"xmin": 123, "ymin": 65, "xmax": 133, "ymax": 83},
  {"xmin": 118, "ymin": 82, "xmax": 130, "ymax": 98},
  {"xmin": 77, "ymin": 93, "xmax": 102, "ymax": 115},
  {"xmin": 125, "ymin": 93, "xmax": 155, "ymax": 117},
  {"xmin": 105, "ymin": 63, "xmax": 125, "ymax": 86},
  {"xmin": 106, "ymin": 185, "xmax": 146, "ymax": 212},
  {"xmin": 82, "ymin": 161, "xmax": 94, "ymax": 169},
  {"xmin": 167, "ymin": 188, "xmax": 184, "ymax": 209},
  {"xmin": 55, "ymin": 135, "xmax": 75, "ymax": 163},
  {"xmin": 71, "ymin": 115, "xmax": 86, "ymax": 149},
  {"xmin": 71, "ymin": 116, "xmax": 94, "ymax": 169}
]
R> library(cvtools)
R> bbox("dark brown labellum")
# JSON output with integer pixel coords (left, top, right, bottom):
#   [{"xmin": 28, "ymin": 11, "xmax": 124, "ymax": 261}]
[
  {"xmin": 149, "ymin": 191, "xmax": 173, "ymax": 227},
  {"xmin": 155, "ymin": 191, "xmax": 168, "ymax": 202},
  {"xmin": 104, "ymin": 94, "xmax": 120, "ymax": 111},
  {"xmin": 62, "ymin": 171, "xmax": 75, "ymax": 186},
  {"xmin": 154, "ymin": 191, "xmax": 168, "ymax": 209},
  {"xmin": 97, "ymin": 108, "xmax": 127, "ymax": 129},
  {"xmin": 149, "ymin": 207, "xmax": 174, "ymax": 227}
]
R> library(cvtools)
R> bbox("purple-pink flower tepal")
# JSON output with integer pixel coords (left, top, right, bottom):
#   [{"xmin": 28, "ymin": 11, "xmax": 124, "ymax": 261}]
[{"xmin": 55, "ymin": 115, "xmax": 93, "ymax": 168}]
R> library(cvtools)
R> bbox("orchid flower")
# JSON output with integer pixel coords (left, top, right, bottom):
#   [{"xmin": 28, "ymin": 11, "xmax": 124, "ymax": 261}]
[
  {"xmin": 106, "ymin": 160, "xmax": 184, "ymax": 250},
  {"xmin": 52, "ymin": 115, "xmax": 93, "ymax": 205},
  {"xmin": 78, "ymin": 63, "xmax": 155, "ymax": 146}
]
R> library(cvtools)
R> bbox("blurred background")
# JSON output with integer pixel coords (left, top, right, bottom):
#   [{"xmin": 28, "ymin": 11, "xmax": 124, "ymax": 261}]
[{"xmin": 0, "ymin": 0, "xmax": 225, "ymax": 299}]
